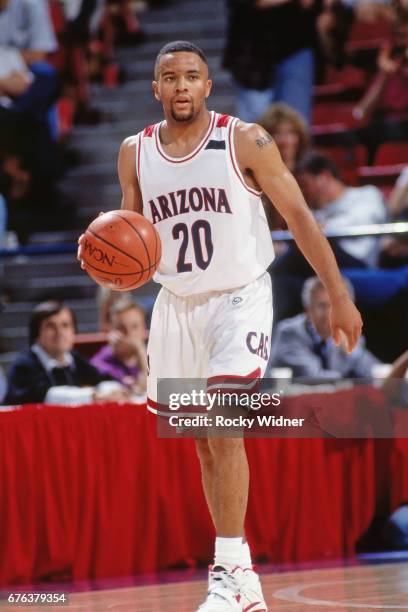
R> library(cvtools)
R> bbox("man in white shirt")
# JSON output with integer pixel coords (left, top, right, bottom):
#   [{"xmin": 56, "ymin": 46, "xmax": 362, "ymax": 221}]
[
  {"xmin": 0, "ymin": 0, "xmax": 59, "ymax": 121},
  {"xmin": 270, "ymin": 151, "xmax": 387, "ymax": 321},
  {"xmin": 296, "ymin": 151, "xmax": 387, "ymax": 267},
  {"xmin": 0, "ymin": 0, "xmax": 57, "ymax": 59}
]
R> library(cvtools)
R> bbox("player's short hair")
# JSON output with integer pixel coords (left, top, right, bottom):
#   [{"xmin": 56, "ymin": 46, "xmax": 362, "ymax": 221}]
[
  {"xmin": 258, "ymin": 103, "xmax": 310, "ymax": 163},
  {"xmin": 109, "ymin": 298, "xmax": 146, "ymax": 324},
  {"xmin": 154, "ymin": 40, "xmax": 208, "ymax": 78},
  {"xmin": 301, "ymin": 276, "xmax": 355, "ymax": 309},
  {"xmin": 29, "ymin": 301, "xmax": 77, "ymax": 345},
  {"xmin": 295, "ymin": 151, "xmax": 341, "ymax": 180}
]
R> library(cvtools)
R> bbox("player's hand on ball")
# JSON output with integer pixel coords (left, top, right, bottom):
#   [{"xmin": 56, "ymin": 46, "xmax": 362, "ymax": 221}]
[
  {"xmin": 330, "ymin": 297, "xmax": 363, "ymax": 354},
  {"xmin": 77, "ymin": 214, "xmax": 105, "ymax": 269},
  {"xmin": 77, "ymin": 234, "xmax": 85, "ymax": 269},
  {"xmin": 79, "ymin": 209, "xmax": 161, "ymax": 291}
]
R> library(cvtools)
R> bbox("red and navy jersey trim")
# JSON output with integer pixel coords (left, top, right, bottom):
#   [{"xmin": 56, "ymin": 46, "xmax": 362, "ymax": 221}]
[
  {"xmin": 207, "ymin": 367, "xmax": 261, "ymax": 395},
  {"xmin": 143, "ymin": 124, "xmax": 155, "ymax": 137},
  {"xmin": 216, "ymin": 114, "xmax": 231, "ymax": 128},
  {"xmin": 154, "ymin": 111, "xmax": 216, "ymax": 164}
]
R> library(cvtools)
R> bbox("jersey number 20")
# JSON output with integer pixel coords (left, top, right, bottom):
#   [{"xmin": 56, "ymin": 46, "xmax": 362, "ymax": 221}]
[{"xmin": 172, "ymin": 220, "xmax": 214, "ymax": 272}]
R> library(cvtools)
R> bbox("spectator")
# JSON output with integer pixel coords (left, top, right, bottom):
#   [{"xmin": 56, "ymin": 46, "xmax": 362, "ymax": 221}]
[
  {"xmin": 223, "ymin": 0, "xmax": 321, "ymax": 123},
  {"xmin": 97, "ymin": 286, "xmax": 121, "ymax": 332},
  {"xmin": 4, "ymin": 300, "xmax": 128, "ymax": 405},
  {"xmin": 387, "ymin": 166, "xmax": 408, "ymax": 220},
  {"xmin": 270, "ymin": 151, "xmax": 388, "ymax": 321},
  {"xmin": 269, "ymin": 276, "xmax": 380, "ymax": 379},
  {"xmin": 0, "ymin": 0, "xmax": 62, "ymax": 243},
  {"xmin": 259, "ymin": 102, "xmax": 310, "ymax": 172},
  {"xmin": 58, "ymin": 0, "xmax": 106, "ymax": 123},
  {"xmin": 352, "ymin": 8, "xmax": 408, "ymax": 161},
  {"xmin": 106, "ymin": 0, "xmax": 145, "ymax": 46},
  {"xmin": 380, "ymin": 166, "xmax": 408, "ymax": 268},
  {"xmin": 0, "ymin": 0, "xmax": 60, "ymax": 125},
  {"xmin": 295, "ymin": 151, "xmax": 387, "ymax": 267},
  {"xmin": 315, "ymin": 0, "xmax": 353, "ymax": 73},
  {"xmin": 91, "ymin": 298, "xmax": 148, "ymax": 394},
  {"xmin": 259, "ymin": 102, "xmax": 310, "ymax": 231},
  {"xmin": 381, "ymin": 349, "xmax": 408, "ymax": 406}
]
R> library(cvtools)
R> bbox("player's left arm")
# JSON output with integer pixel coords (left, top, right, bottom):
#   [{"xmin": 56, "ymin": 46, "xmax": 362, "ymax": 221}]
[{"xmin": 235, "ymin": 121, "xmax": 363, "ymax": 352}]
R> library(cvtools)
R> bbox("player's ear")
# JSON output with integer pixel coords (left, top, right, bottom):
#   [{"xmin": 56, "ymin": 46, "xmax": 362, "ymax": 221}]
[
  {"xmin": 152, "ymin": 80, "xmax": 160, "ymax": 101},
  {"xmin": 205, "ymin": 79, "xmax": 213, "ymax": 99}
]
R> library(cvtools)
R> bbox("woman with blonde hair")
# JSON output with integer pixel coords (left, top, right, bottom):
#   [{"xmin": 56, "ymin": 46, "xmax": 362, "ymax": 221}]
[
  {"xmin": 259, "ymin": 102, "xmax": 310, "ymax": 172},
  {"xmin": 259, "ymin": 103, "xmax": 311, "ymax": 230}
]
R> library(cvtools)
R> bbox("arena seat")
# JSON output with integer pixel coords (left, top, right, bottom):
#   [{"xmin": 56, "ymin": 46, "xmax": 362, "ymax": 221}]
[
  {"xmin": 358, "ymin": 164, "xmax": 406, "ymax": 188},
  {"xmin": 312, "ymin": 103, "xmax": 356, "ymax": 128},
  {"xmin": 315, "ymin": 66, "xmax": 368, "ymax": 102},
  {"xmin": 347, "ymin": 18, "xmax": 392, "ymax": 52},
  {"xmin": 374, "ymin": 143, "xmax": 408, "ymax": 166}
]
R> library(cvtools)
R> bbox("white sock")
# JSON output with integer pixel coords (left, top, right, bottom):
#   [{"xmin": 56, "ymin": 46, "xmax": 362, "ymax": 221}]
[
  {"xmin": 240, "ymin": 541, "xmax": 253, "ymax": 569},
  {"xmin": 214, "ymin": 537, "xmax": 243, "ymax": 567}
]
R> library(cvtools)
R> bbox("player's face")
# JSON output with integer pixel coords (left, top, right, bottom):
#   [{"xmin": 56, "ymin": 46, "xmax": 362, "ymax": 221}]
[
  {"xmin": 153, "ymin": 52, "xmax": 212, "ymax": 122},
  {"xmin": 307, "ymin": 288, "xmax": 331, "ymax": 340},
  {"xmin": 37, "ymin": 309, "xmax": 76, "ymax": 359}
]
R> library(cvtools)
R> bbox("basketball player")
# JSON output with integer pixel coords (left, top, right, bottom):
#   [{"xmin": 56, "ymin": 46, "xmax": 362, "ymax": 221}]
[{"xmin": 78, "ymin": 41, "xmax": 362, "ymax": 611}]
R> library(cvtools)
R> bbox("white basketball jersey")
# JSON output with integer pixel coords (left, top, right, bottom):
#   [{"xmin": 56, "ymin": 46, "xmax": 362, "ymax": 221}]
[{"xmin": 135, "ymin": 111, "xmax": 274, "ymax": 296}]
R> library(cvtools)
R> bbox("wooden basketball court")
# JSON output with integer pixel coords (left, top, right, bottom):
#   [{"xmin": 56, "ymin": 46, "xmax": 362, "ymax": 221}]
[{"xmin": 2, "ymin": 561, "xmax": 408, "ymax": 610}]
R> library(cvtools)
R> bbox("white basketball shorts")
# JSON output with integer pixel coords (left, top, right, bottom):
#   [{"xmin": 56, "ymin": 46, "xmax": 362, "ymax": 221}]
[{"xmin": 147, "ymin": 272, "xmax": 273, "ymax": 413}]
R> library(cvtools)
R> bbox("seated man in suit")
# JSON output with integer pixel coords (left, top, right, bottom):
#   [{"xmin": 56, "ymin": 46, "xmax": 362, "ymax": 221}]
[
  {"xmin": 269, "ymin": 276, "xmax": 380, "ymax": 380},
  {"xmin": 4, "ymin": 300, "xmax": 128, "ymax": 405}
]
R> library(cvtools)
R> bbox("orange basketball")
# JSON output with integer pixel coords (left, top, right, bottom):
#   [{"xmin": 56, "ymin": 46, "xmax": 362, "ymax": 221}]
[{"xmin": 81, "ymin": 210, "xmax": 161, "ymax": 291}]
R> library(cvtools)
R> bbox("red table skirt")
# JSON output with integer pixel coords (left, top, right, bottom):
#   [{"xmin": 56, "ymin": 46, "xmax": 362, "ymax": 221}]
[{"xmin": 0, "ymin": 389, "xmax": 406, "ymax": 586}]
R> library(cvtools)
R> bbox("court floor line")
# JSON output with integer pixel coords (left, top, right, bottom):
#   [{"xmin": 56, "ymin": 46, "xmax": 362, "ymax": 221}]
[{"xmin": 273, "ymin": 574, "xmax": 408, "ymax": 609}]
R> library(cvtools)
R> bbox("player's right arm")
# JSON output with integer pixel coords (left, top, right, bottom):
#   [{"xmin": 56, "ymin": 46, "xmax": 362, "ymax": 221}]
[{"xmin": 118, "ymin": 136, "xmax": 143, "ymax": 214}]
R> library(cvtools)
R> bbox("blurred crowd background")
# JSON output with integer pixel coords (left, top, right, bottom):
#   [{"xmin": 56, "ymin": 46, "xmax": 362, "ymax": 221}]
[{"xmin": 0, "ymin": 0, "xmax": 407, "ymax": 403}]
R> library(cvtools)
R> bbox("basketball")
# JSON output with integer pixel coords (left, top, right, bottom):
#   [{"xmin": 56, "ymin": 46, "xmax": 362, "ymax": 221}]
[{"xmin": 81, "ymin": 210, "xmax": 161, "ymax": 291}]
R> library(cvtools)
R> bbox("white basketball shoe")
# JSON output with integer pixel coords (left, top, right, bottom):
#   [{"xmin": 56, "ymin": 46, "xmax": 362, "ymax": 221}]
[
  {"xmin": 197, "ymin": 565, "xmax": 243, "ymax": 611},
  {"xmin": 238, "ymin": 567, "xmax": 268, "ymax": 612}
]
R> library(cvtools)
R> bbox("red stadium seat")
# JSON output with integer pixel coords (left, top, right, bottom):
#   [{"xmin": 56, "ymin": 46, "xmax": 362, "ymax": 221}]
[
  {"xmin": 312, "ymin": 103, "xmax": 356, "ymax": 128},
  {"xmin": 358, "ymin": 164, "xmax": 405, "ymax": 187},
  {"xmin": 347, "ymin": 18, "xmax": 392, "ymax": 48},
  {"xmin": 374, "ymin": 142, "xmax": 408, "ymax": 166},
  {"xmin": 315, "ymin": 65, "xmax": 364, "ymax": 103},
  {"xmin": 311, "ymin": 123, "xmax": 351, "ymax": 140}
]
